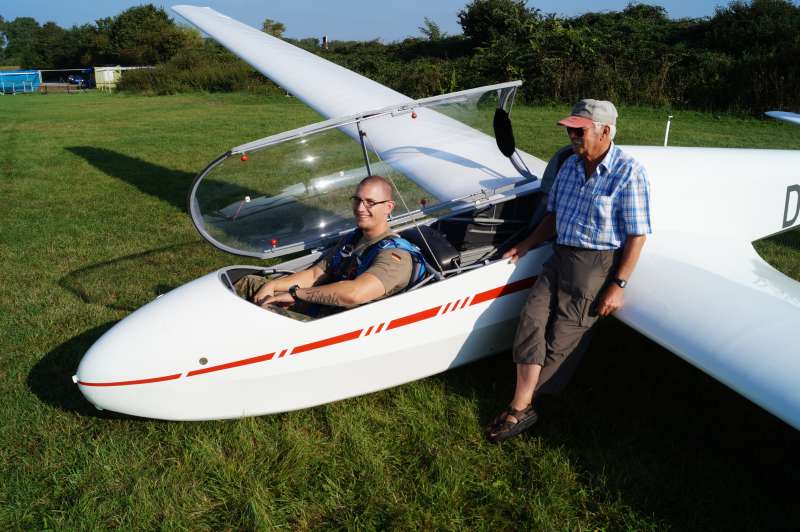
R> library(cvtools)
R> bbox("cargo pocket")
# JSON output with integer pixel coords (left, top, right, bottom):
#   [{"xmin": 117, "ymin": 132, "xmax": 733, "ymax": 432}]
[
  {"xmin": 557, "ymin": 279, "xmax": 592, "ymax": 326},
  {"xmin": 578, "ymin": 296, "xmax": 599, "ymax": 328}
]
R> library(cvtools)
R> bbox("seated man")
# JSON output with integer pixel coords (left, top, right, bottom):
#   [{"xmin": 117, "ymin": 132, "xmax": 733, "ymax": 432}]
[{"xmin": 235, "ymin": 175, "xmax": 424, "ymax": 315}]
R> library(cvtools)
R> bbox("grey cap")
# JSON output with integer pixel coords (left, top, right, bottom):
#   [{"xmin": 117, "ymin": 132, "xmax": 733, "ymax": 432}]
[{"xmin": 558, "ymin": 99, "xmax": 618, "ymax": 127}]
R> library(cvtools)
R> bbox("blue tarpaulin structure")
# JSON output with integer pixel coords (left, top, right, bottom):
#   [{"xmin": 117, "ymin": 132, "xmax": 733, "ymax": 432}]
[{"xmin": 0, "ymin": 70, "xmax": 41, "ymax": 94}]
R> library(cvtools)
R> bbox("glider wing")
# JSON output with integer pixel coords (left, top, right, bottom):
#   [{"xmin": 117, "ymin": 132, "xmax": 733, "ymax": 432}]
[
  {"xmin": 172, "ymin": 5, "xmax": 545, "ymax": 199},
  {"xmin": 619, "ymin": 233, "xmax": 800, "ymax": 428}
]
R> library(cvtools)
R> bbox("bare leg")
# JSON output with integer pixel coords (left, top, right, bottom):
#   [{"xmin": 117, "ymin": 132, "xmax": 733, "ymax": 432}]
[{"xmin": 510, "ymin": 363, "xmax": 542, "ymax": 411}]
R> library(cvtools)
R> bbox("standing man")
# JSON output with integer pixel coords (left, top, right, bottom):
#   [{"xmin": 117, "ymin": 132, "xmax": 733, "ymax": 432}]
[{"xmin": 487, "ymin": 99, "xmax": 652, "ymax": 442}]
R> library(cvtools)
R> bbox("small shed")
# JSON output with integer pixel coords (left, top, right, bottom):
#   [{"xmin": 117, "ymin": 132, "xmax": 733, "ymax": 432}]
[{"xmin": 94, "ymin": 66, "xmax": 152, "ymax": 91}]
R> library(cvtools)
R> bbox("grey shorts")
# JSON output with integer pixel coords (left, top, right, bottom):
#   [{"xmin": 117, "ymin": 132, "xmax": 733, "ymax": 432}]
[{"xmin": 512, "ymin": 244, "xmax": 618, "ymax": 368}]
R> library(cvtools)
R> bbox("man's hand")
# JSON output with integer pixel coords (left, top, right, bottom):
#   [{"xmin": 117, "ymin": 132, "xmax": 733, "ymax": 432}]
[
  {"xmin": 259, "ymin": 291, "xmax": 295, "ymax": 308},
  {"xmin": 596, "ymin": 284, "xmax": 624, "ymax": 317},
  {"xmin": 503, "ymin": 213, "xmax": 556, "ymax": 264},
  {"xmin": 503, "ymin": 241, "xmax": 532, "ymax": 264},
  {"xmin": 253, "ymin": 282, "xmax": 275, "ymax": 305}
]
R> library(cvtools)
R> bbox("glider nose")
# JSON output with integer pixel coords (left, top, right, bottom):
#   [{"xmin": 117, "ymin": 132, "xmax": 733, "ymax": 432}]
[{"xmin": 73, "ymin": 270, "xmax": 292, "ymax": 419}]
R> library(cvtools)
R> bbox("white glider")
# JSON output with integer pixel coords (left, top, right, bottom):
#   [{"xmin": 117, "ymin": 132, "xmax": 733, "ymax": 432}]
[{"xmin": 74, "ymin": 6, "xmax": 800, "ymax": 428}]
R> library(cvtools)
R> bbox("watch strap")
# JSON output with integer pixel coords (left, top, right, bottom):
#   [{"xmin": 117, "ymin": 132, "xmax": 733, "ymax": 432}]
[{"xmin": 288, "ymin": 285, "xmax": 300, "ymax": 300}]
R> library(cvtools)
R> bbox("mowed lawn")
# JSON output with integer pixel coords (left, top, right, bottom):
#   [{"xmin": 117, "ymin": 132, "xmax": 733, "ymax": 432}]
[{"xmin": 1, "ymin": 91, "xmax": 799, "ymax": 530}]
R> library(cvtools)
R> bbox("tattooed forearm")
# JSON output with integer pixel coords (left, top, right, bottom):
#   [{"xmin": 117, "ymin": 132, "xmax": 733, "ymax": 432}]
[{"xmin": 297, "ymin": 286, "xmax": 348, "ymax": 307}]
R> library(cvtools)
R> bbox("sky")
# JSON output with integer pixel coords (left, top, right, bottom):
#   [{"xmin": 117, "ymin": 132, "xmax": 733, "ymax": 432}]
[{"xmin": 0, "ymin": 0, "xmax": 739, "ymax": 42}]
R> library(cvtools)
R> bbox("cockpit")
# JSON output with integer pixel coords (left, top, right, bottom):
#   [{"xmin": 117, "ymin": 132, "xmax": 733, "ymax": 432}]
[{"xmin": 188, "ymin": 81, "xmax": 548, "ymax": 320}]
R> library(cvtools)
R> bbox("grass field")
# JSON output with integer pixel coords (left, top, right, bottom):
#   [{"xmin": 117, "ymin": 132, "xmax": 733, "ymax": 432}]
[{"xmin": 1, "ymin": 91, "xmax": 799, "ymax": 530}]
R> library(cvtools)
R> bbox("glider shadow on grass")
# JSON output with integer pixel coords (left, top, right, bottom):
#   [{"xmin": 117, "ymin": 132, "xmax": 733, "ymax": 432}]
[
  {"xmin": 66, "ymin": 146, "xmax": 195, "ymax": 212},
  {"xmin": 28, "ymin": 322, "xmax": 142, "ymax": 420},
  {"xmin": 59, "ymin": 241, "xmax": 232, "ymax": 313},
  {"xmin": 66, "ymin": 146, "xmax": 351, "ymax": 252}
]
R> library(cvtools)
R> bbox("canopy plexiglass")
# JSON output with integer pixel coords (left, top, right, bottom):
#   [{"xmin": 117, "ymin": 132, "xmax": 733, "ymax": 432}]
[{"xmin": 188, "ymin": 81, "xmax": 528, "ymax": 258}]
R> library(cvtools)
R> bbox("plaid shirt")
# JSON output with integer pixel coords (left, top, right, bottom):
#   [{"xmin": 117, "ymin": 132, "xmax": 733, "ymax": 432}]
[{"xmin": 547, "ymin": 143, "xmax": 652, "ymax": 250}]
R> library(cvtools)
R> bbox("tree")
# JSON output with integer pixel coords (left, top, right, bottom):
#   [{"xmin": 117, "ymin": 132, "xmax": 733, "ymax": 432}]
[
  {"xmin": 106, "ymin": 5, "xmax": 197, "ymax": 65},
  {"xmin": 418, "ymin": 17, "xmax": 446, "ymax": 41},
  {"xmin": 458, "ymin": 0, "xmax": 538, "ymax": 46},
  {"xmin": 261, "ymin": 19, "xmax": 285, "ymax": 38},
  {"xmin": 32, "ymin": 22, "xmax": 68, "ymax": 68},
  {"xmin": 0, "ymin": 15, "xmax": 6, "ymax": 63},
  {"xmin": 2, "ymin": 17, "xmax": 40, "ymax": 67}
]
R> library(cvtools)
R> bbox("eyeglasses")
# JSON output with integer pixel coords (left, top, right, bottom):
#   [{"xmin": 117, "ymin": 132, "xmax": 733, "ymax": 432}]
[{"xmin": 350, "ymin": 196, "xmax": 391, "ymax": 209}]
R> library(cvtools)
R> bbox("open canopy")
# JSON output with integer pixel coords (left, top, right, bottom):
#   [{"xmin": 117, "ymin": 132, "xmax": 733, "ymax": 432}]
[{"xmin": 188, "ymin": 81, "xmax": 533, "ymax": 258}]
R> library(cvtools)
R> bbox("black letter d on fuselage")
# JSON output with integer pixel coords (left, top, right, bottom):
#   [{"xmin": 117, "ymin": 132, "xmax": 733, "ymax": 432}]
[{"xmin": 784, "ymin": 185, "xmax": 800, "ymax": 229}]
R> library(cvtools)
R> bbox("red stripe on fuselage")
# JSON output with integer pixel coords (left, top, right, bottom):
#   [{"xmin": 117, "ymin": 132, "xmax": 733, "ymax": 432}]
[
  {"xmin": 79, "ymin": 277, "xmax": 538, "ymax": 386},
  {"xmin": 470, "ymin": 276, "xmax": 537, "ymax": 306},
  {"xmin": 387, "ymin": 306, "xmax": 441, "ymax": 330},
  {"xmin": 78, "ymin": 373, "xmax": 181, "ymax": 387},
  {"xmin": 291, "ymin": 329, "xmax": 362, "ymax": 355},
  {"xmin": 187, "ymin": 352, "xmax": 275, "ymax": 377}
]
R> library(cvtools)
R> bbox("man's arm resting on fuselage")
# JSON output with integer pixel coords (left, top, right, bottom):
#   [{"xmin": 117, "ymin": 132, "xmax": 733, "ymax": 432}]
[
  {"xmin": 254, "ymin": 264, "xmax": 326, "ymax": 304},
  {"xmin": 294, "ymin": 272, "xmax": 385, "ymax": 308},
  {"xmin": 503, "ymin": 212, "xmax": 557, "ymax": 264},
  {"xmin": 596, "ymin": 234, "xmax": 646, "ymax": 317}
]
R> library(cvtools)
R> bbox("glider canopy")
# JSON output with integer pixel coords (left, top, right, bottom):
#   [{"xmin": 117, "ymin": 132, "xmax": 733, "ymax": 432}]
[{"xmin": 189, "ymin": 82, "xmax": 534, "ymax": 258}]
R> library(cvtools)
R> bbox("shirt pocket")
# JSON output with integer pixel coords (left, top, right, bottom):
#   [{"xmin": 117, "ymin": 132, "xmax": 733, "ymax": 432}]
[{"xmin": 590, "ymin": 194, "xmax": 614, "ymax": 227}]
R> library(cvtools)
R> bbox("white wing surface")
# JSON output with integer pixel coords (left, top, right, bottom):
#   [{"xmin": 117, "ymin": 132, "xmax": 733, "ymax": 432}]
[
  {"xmin": 172, "ymin": 5, "xmax": 545, "ymax": 199},
  {"xmin": 620, "ymin": 234, "xmax": 800, "ymax": 428},
  {"xmin": 766, "ymin": 111, "xmax": 800, "ymax": 125},
  {"xmin": 620, "ymin": 146, "xmax": 800, "ymax": 428}
]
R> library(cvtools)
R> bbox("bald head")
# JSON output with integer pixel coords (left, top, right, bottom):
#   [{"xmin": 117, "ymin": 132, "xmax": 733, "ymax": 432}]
[
  {"xmin": 357, "ymin": 175, "xmax": 393, "ymax": 200},
  {"xmin": 352, "ymin": 175, "xmax": 396, "ymax": 237}
]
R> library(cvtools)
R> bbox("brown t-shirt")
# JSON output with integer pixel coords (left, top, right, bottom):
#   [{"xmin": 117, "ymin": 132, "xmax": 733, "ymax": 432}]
[{"xmin": 317, "ymin": 229, "xmax": 413, "ymax": 298}]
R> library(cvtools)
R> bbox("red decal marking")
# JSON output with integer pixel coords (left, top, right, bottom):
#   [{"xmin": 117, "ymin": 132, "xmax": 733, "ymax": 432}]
[
  {"xmin": 187, "ymin": 352, "xmax": 275, "ymax": 377},
  {"xmin": 470, "ymin": 276, "xmax": 537, "ymax": 306},
  {"xmin": 460, "ymin": 297, "xmax": 470, "ymax": 309},
  {"xmin": 278, "ymin": 349, "xmax": 287, "ymax": 358},
  {"xmin": 78, "ymin": 373, "xmax": 181, "ymax": 387},
  {"xmin": 291, "ymin": 329, "xmax": 362, "ymax": 355},
  {"xmin": 387, "ymin": 306, "xmax": 441, "ymax": 330},
  {"xmin": 375, "ymin": 322, "xmax": 385, "ymax": 334},
  {"xmin": 442, "ymin": 302, "xmax": 452, "ymax": 314},
  {"xmin": 451, "ymin": 299, "xmax": 461, "ymax": 311},
  {"xmin": 365, "ymin": 325, "xmax": 374, "ymax": 336}
]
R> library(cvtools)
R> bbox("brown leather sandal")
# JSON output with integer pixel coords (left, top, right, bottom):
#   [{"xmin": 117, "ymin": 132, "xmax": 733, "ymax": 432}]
[{"xmin": 486, "ymin": 405, "xmax": 538, "ymax": 443}]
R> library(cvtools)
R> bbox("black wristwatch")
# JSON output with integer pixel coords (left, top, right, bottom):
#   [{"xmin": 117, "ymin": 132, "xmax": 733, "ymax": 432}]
[
  {"xmin": 613, "ymin": 278, "xmax": 627, "ymax": 289},
  {"xmin": 288, "ymin": 285, "xmax": 300, "ymax": 301}
]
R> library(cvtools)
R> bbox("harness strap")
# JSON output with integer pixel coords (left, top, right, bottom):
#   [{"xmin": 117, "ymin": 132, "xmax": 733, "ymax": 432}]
[{"xmin": 329, "ymin": 230, "xmax": 426, "ymax": 285}]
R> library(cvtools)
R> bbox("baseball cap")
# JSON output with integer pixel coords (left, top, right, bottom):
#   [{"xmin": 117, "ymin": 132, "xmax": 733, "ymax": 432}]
[{"xmin": 558, "ymin": 99, "xmax": 618, "ymax": 128}]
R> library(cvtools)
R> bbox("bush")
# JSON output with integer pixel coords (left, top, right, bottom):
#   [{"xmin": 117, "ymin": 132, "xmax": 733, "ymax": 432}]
[{"xmin": 117, "ymin": 45, "xmax": 282, "ymax": 95}]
